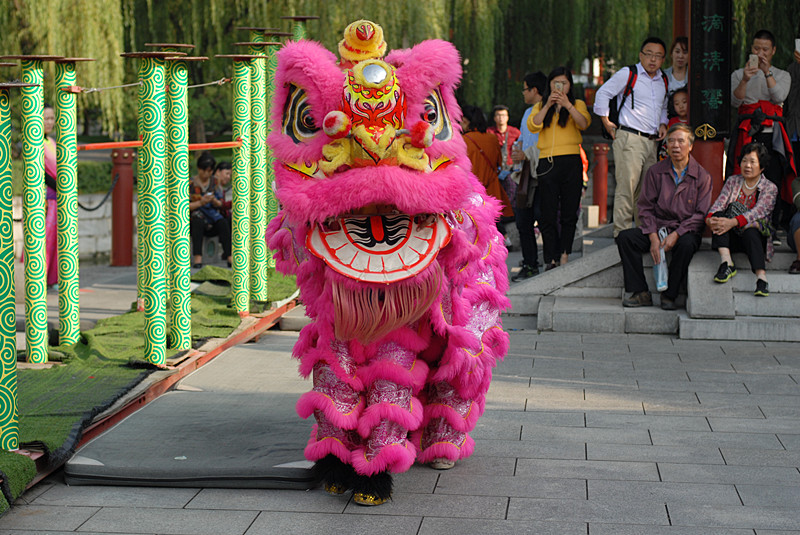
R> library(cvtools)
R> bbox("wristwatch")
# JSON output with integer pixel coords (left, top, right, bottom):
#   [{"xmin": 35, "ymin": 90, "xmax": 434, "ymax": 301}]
[{"xmin": 765, "ymin": 70, "xmax": 774, "ymax": 78}]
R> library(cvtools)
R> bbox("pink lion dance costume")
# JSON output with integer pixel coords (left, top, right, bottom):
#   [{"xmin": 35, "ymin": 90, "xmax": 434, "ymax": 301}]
[{"xmin": 267, "ymin": 20, "xmax": 510, "ymax": 505}]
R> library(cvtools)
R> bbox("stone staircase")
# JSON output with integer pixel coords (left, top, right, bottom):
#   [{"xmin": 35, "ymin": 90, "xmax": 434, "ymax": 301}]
[{"xmin": 507, "ymin": 225, "xmax": 800, "ymax": 341}]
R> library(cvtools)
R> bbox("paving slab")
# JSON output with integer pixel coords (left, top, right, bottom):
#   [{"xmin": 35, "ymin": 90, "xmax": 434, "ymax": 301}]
[
  {"xmin": 435, "ymin": 473, "xmax": 585, "ymax": 499},
  {"xmin": 515, "ymin": 459, "xmax": 660, "ymax": 481},
  {"xmin": 587, "ymin": 480, "xmax": 741, "ymax": 505},
  {"xmin": 587, "ymin": 443, "xmax": 725, "ymax": 464},
  {"xmin": 0, "ymin": 505, "xmax": 101, "ymax": 532},
  {"xmin": 419, "ymin": 517, "xmax": 587, "ymax": 535},
  {"xmin": 245, "ymin": 512, "xmax": 422, "ymax": 535},
  {"xmin": 735, "ymin": 484, "xmax": 800, "ymax": 507},
  {"xmin": 669, "ymin": 503, "xmax": 800, "ymax": 530},
  {"xmin": 658, "ymin": 463, "xmax": 800, "ymax": 485},
  {"xmin": 77, "ymin": 507, "xmax": 259, "ymax": 535},
  {"xmin": 588, "ymin": 525, "xmax": 754, "ymax": 535},
  {"xmin": 507, "ymin": 497, "xmax": 669, "ymax": 524}
]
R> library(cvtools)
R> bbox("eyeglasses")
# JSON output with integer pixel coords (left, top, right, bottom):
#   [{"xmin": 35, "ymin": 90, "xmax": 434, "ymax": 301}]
[
  {"xmin": 640, "ymin": 52, "xmax": 665, "ymax": 60},
  {"xmin": 522, "ymin": 87, "xmax": 532, "ymax": 92}
]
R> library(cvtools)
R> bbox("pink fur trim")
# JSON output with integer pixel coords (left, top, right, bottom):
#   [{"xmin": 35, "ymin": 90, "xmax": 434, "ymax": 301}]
[
  {"xmin": 304, "ymin": 427, "xmax": 354, "ymax": 464},
  {"xmin": 422, "ymin": 396, "xmax": 485, "ymax": 433},
  {"xmin": 296, "ymin": 391, "xmax": 363, "ymax": 429},
  {"xmin": 356, "ymin": 397, "xmax": 424, "ymax": 438},
  {"xmin": 357, "ymin": 358, "xmax": 429, "ymax": 393},
  {"xmin": 414, "ymin": 434, "xmax": 475, "ymax": 464},
  {"xmin": 350, "ymin": 442, "xmax": 416, "ymax": 475}
]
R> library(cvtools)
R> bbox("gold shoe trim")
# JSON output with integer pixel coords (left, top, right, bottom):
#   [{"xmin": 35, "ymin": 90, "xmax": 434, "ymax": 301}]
[
  {"xmin": 324, "ymin": 482, "xmax": 348, "ymax": 495},
  {"xmin": 353, "ymin": 492, "xmax": 390, "ymax": 506}
]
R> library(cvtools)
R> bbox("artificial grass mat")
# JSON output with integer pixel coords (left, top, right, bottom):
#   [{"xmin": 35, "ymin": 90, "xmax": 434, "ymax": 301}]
[{"xmin": 0, "ymin": 266, "xmax": 296, "ymax": 514}]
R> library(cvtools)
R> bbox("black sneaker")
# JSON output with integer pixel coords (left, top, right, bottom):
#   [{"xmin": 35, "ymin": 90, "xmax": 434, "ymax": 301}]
[
  {"xmin": 660, "ymin": 295, "xmax": 677, "ymax": 310},
  {"xmin": 512, "ymin": 264, "xmax": 539, "ymax": 282},
  {"xmin": 754, "ymin": 279, "xmax": 769, "ymax": 297},
  {"xmin": 622, "ymin": 291, "xmax": 652, "ymax": 308},
  {"xmin": 713, "ymin": 262, "xmax": 736, "ymax": 283}
]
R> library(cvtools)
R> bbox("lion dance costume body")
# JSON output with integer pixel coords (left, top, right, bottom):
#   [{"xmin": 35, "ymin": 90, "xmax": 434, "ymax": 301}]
[{"xmin": 267, "ymin": 20, "xmax": 510, "ymax": 505}]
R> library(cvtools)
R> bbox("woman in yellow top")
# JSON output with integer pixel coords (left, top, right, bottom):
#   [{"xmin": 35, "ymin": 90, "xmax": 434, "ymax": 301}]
[{"xmin": 528, "ymin": 67, "xmax": 591, "ymax": 270}]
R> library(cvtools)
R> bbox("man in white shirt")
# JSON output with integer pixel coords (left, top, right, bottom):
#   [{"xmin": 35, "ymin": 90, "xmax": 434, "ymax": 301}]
[{"xmin": 594, "ymin": 37, "xmax": 670, "ymax": 237}]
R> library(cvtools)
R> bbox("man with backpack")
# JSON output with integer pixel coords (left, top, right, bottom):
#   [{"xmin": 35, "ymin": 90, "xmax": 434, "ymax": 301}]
[{"xmin": 594, "ymin": 37, "xmax": 670, "ymax": 237}]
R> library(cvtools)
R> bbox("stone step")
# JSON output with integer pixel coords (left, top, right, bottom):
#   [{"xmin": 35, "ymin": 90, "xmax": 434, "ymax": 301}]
[
  {"xmin": 279, "ymin": 304, "xmax": 311, "ymax": 331},
  {"xmin": 537, "ymin": 296, "xmax": 679, "ymax": 334},
  {"xmin": 730, "ymin": 272, "xmax": 800, "ymax": 293},
  {"xmin": 679, "ymin": 315, "xmax": 800, "ymax": 341},
  {"xmin": 734, "ymin": 292, "xmax": 800, "ymax": 317}
]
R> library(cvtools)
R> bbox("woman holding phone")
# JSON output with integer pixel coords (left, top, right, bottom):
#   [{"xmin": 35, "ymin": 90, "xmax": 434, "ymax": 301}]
[{"xmin": 527, "ymin": 67, "xmax": 591, "ymax": 271}]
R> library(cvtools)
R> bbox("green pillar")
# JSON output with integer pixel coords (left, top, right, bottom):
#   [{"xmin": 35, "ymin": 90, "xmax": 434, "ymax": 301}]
[
  {"xmin": 122, "ymin": 52, "xmax": 177, "ymax": 366},
  {"xmin": 264, "ymin": 43, "xmax": 281, "ymax": 272},
  {"xmin": 18, "ymin": 57, "xmax": 58, "ymax": 363},
  {"xmin": 152, "ymin": 45, "xmax": 198, "ymax": 351},
  {"xmin": 0, "ymin": 80, "xmax": 34, "ymax": 450},
  {"xmin": 281, "ymin": 15, "xmax": 319, "ymax": 41},
  {"xmin": 217, "ymin": 55, "xmax": 253, "ymax": 315},
  {"xmin": 239, "ymin": 37, "xmax": 269, "ymax": 302},
  {"xmin": 54, "ymin": 58, "xmax": 92, "ymax": 346}
]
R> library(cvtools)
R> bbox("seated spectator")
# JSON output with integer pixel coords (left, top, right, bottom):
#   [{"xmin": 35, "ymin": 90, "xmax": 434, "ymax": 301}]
[
  {"xmin": 214, "ymin": 161, "xmax": 232, "ymax": 222},
  {"xmin": 707, "ymin": 142, "xmax": 777, "ymax": 296},
  {"xmin": 790, "ymin": 176, "xmax": 800, "ymax": 274},
  {"xmin": 616, "ymin": 124, "xmax": 712, "ymax": 310},
  {"xmin": 460, "ymin": 104, "xmax": 514, "ymax": 242},
  {"xmin": 190, "ymin": 151, "xmax": 232, "ymax": 269}
]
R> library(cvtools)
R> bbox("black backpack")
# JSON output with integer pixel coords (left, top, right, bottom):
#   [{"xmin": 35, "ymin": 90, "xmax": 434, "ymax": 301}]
[{"xmin": 600, "ymin": 64, "xmax": 669, "ymax": 140}]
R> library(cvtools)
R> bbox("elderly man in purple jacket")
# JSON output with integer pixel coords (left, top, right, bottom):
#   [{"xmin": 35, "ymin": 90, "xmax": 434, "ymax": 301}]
[{"xmin": 616, "ymin": 123, "xmax": 713, "ymax": 310}]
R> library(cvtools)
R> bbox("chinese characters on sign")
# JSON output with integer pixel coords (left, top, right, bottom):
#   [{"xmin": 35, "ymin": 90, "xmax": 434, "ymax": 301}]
[{"xmin": 690, "ymin": 0, "xmax": 732, "ymax": 138}]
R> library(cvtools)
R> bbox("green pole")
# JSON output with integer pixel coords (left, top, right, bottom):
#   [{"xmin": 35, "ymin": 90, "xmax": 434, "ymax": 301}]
[
  {"xmin": 264, "ymin": 43, "xmax": 281, "ymax": 272},
  {"xmin": 54, "ymin": 59, "xmax": 92, "ymax": 346},
  {"xmin": 153, "ymin": 45, "xmax": 197, "ymax": 351},
  {"xmin": 281, "ymin": 15, "xmax": 319, "ymax": 41},
  {"xmin": 18, "ymin": 57, "xmax": 56, "ymax": 363},
  {"xmin": 0, "ymin": 80, "xmax": 33, "ymax": 450},
  {"xmin": 217, "ymin": 55, "xmax": 252, "ymax": 315},
  {"xmin": 123, "ymin": 52, "xmax": 175, "ymax": 366},
  {"xmin": 240, "ymin": 37, "xmax": 268, "ymax": 302}
]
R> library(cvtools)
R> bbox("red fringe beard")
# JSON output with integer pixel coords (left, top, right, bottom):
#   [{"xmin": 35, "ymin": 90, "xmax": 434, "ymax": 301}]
[{"xmin": 330, "ymin": 264, "xmax": 442, "ymax": 344}]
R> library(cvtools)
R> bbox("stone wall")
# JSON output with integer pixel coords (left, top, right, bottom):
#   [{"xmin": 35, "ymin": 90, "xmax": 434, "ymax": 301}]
[{"xmin": 12, "ymin": 193, "xmax": 131, "ymax": 260}]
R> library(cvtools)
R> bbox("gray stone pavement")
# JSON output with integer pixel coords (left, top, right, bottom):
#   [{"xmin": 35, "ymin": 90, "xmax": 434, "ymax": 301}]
[
  {"xmin": 3, "ymin": 326, "xmax": 800, "ymax": 534},
  {"xmin": 5, "ymin": 251, "xmax": 800, "ymax": 534}
]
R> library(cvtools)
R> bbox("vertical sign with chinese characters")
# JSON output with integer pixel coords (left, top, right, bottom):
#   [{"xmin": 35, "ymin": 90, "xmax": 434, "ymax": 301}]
[{"xmin": 690, "ymin": 0, "xmax": 732, "ymax": 139}]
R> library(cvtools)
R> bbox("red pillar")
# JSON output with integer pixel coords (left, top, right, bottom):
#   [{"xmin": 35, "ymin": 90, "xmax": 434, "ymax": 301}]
[
  {"xmin": 592, "ymin": 143, "xmax": 609, "ymax": 224},
  {"xmin": 693, "ymin": 140, "xmax": 725, "ymax": 202},
  {"xmin": 111, "ymin": 149, "xmax": 136, "ymax": 266}
]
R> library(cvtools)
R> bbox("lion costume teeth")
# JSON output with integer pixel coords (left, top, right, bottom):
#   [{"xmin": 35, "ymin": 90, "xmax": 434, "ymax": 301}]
[{"xmin": 266, "ymin": 20, "xmax": 510, "ymax": 502}]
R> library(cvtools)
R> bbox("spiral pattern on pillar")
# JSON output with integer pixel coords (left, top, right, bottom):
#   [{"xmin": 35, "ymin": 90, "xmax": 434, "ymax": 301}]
[
  {"xmin": 248, "ymin": 43, "xmax": 268, "ymax": 302},
  {"xmin": 0, "ymin": 89, "xmax": 19, "ymax": 449},
  {"xmin": 165, "ymin": 58, "xmax": 191, "ymax": 350},
  {"xmin": 231, "ymin": 60, "xmax": 251, "ymax": 313},
  {"xmin": 21, "ymin": 60, "xmax": 48, "ymax": 364},
  {"xmin": 55, "ymin": 62, "xmax": 81, "ymax": 345},
  {"xmin": 138, "ymin": 57, "xmax": 167, "ymax": 366},
  {"xmin": 264, "ymin": 50, "xmax": 279, "ymax": 271}
]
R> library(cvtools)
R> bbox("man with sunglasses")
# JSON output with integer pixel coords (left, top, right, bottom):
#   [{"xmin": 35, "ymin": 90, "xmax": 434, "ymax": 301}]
[{"xmin": 594, "ymin": 37, "xmax": 670, "ymax": 237}]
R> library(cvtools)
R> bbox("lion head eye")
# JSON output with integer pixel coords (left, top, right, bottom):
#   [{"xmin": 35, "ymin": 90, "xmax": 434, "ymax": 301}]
[
  {"xmin": 422, "ymin": 103, "xmax": 437, "ymax": 124},
  {"xmin": 422, "ymin": 89, "xmax": 452, "ymax": 142},
  {"xmin": 282, "ymin": 84, "xmax": 319, "ymax": 144}
]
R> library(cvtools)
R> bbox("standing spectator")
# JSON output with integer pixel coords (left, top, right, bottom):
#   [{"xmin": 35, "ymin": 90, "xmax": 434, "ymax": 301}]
[
  {"xmin": 784, "ymin": 41, "xmax": 800, "ymax": 273},
  {"xmin": 214, "ymin": 161, "xmax": 232, "ymax": 222},
  {"xmin": 594, "ymin": 37, "xmax": 670, "ymax": 237},
  {"xmin": 511, "ymin": 72, "xmax": 547, "ymax": 281},
  {"xmin": 616, "ymin": 124, "xmax": 712, "ymax": 310},
  {"xmin": 460, "ymin": 105, "xmax": 514, "ymax": 241},
  {"xmin": 731, "ymin": 29, "xmax": 795, "ymax": 246},
  {"xmin": 707, "ymin": 142, "xmax": 778, "ymax": 297},
  {"xmin": 527, "ymin": 67, "xmax": 591, "ymax": 271},
  {"xmin": 664, "ymin": 36, "xmax": 689, "ymax": 93},
  {"xmin": 487, "ymin": 105, "xmax": 521, "ymax": 210},
  {"xmin": 487, "ymin": 105, "xmax": 521, "ymax": 169}
]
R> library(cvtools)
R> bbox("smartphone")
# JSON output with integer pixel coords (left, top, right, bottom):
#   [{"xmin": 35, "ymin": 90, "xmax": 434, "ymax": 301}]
[
  {"xmin": 748, "ymin": 54, "xmax": 759, "ymax": 68},
  {"xmin": 554, "ymin": 81, "xmax": 564, "ymax": 92},
  {"xmin": 796, "ymin": 39, "xmax": 800, "ymax": 53}
]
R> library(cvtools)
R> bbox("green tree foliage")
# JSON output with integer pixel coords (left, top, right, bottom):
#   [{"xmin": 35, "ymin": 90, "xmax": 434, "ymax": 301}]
[{"xmin": 2, "ymin": 0, "xmax": 797, "ymax": 138}]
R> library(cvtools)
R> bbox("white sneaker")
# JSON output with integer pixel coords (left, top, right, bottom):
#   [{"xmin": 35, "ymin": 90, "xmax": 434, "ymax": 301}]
[{"xmin": 430, "ymin": 458, "xmax": 455, "ymax": 470}]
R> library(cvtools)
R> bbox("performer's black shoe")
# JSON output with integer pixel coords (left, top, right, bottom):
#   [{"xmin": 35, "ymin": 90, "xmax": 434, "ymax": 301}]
[
  {"xmin": 352, "ymin": 471, "xmax": 393, "ymax": 506},
  {"xmin": 313, "ymin": 454, "xmax": 355, "ymax": 495}
]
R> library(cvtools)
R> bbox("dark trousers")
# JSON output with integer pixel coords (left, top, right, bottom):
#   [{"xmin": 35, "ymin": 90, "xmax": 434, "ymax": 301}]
[
  {"xmin": 537, "ymin": 154, "xmax": 582, "ymax": 264},
  {"xmin": 515, "ymin": 186, "xmax": 541, "ymax": 269},
  {"xmin": 616, "ymin": 228, "xmax": 701, "ymax": 300},
  {"xmin": 191, "ymin": 213, "xmax": 232, "ymax": 259},
  {"xmin": 711, "ymin": 227, "xmax": 767, "ymax": 272}
]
